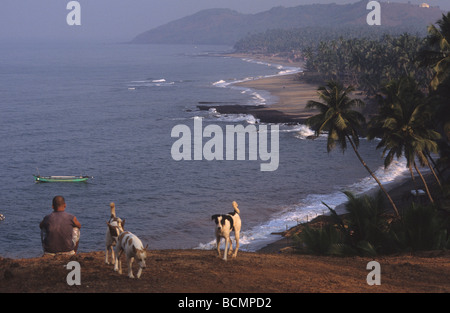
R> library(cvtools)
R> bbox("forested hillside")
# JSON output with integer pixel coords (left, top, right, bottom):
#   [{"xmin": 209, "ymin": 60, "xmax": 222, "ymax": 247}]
[{"xmin": 132, "ymin": 1, "xmax": 442, "ymax": 45}]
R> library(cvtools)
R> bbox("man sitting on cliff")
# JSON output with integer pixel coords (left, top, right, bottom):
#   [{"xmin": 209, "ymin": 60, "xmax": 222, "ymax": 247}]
[{"xmin": 39, "ymin": 196, "xmax": 81, "ymax": 256}]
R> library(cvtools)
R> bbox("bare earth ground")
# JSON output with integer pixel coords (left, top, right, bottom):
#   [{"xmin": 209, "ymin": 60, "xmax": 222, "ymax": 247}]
[{"xmin": 1, "ymin": 249, "xmax": 449, "ymax": 293}]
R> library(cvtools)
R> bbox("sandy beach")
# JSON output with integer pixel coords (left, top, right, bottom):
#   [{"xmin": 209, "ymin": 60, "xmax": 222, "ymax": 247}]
[
  {"xmin": 229, "ymin": 52, "xmax": 320, "ymax": 117},
  {"xmin": 198, "ymin": 53, "xmax": 322, "ymax": 124},
  {"xmin": 198, "ymin": 73, "xmax": 321, "ymax": 124},
  {"xmin": 236, "ymin": 73, "xmax": 320, "ymax": 118}
]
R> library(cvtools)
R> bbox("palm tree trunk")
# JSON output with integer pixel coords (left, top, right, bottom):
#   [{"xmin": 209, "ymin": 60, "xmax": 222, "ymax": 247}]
[
  {"xmin": 424, "ymin": 152, "xmax": 442, "ymax": 187},
  {"xmin": 413, "ymin": 161, "xmax": 434, "ymax": 203},
  {"xmin": 427, "ymin": 161, "xmax": 442, "ymax": 187},
  {"xmin": 346, "ymin": 135, "xmax": 400, "ymax": 217},
  {"xmin": 426, "ymin": 150, "xmax": 443, "ymax": 179},
  {"xmin": 409, "ymin": 163, "xmax": 419, "ymax": 194}
]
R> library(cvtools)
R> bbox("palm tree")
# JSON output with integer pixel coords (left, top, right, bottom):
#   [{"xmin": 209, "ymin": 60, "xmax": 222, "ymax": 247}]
[
  {"xmin": 418, "ymin": 12, "xmax": 450, "ymax": 90},
  {"xmin": 306, "ymin": 81, "xmax": 400, "ymax": 217},
  {"xmin": 368, "ymin": 77, "xmax": 441, "ymax": 203},
  {"xmin": 418, "ymin": 13, "xmax": 450, "ymax": 153}
]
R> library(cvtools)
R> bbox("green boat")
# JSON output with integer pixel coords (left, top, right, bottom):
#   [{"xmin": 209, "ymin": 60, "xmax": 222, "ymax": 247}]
[{"xmin": 33, "ymin": 175, "xmax": 91, "ymax": 183}]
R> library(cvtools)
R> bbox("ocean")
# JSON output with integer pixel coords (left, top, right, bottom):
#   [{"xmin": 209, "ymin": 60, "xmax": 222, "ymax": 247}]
[{"xmin": 0, "ymin": 42, "xmax": 409, "ymax": 258}]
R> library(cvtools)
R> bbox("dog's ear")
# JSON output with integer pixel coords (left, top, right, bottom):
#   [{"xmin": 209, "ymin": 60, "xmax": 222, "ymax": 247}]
[
  {"xmin": 224, "ymin": 215, "xmax": 234, "ymax": 230},
  {"xmin": 121, "ymin": 219, "xmax": 125, "ymax": 228},
  {"xmin": 211, "ymin": 215, "xmax": 219, "ymax": 223},
  {"xmin": 106, "ymin": 222, "xmax": 116, "ymax": 232},
  {"xmin": 144, "ymin": 244, "xmax": 149, "ymax": 250}
]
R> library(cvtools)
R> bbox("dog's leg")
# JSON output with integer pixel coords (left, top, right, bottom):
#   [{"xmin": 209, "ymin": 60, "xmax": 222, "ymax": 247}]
[
  {"xmin": 228, "ymin": 237, "xmax": 234, "ymax": 256},
  {"xmin": 215, "ymin": 236, "xmax": 221, "ymax": 258},
  {"xmin": 118, "ymin": 252, "xmax": 122, "ymax": 274},
  {"xmin": 223, "ymin": 236, "xmax": 229, "ymax": 261},
  {"xmin": 127, "ymin": 257, "xmax": 135, "ymax": 279},
  {"xmin": 232, "ymin": 231, "xmax": 240, "ymax": 258},
  {"xmin": 113, "ymin": 249, "xmax": 119, "ymax": 271},
  {"xmin": 110, "ymin": 246, "xmax": 115, "ymax": 265},
  {"xmin": 115, "ymin": 249, "xmax": 123, "ymax": 274},
  {"xmin": 106, "ymin": 245, "xmax": 115, "ymax": 264},
  {"xmin": 136, "ymin": 266, "xmax": 143, "ymax": 279}
]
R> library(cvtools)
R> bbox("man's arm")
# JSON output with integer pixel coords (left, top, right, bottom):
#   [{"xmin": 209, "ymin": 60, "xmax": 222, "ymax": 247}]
[
  {"xmin": 73, "ymin": 216, "xmax": 81, "ymax": 228},
  {"xmin": 39, "ymin": 217, "xmax": 46, "ymax": 229}
]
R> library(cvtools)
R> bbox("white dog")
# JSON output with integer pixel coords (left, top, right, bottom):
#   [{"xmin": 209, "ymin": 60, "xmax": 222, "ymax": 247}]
[
  {"xmin": 114, "ymin": 231, "xmax": 148, "ymax": 279},
  {"xmin": 105, "ymin": 202, "xmax": 125, "ymax": 265},
  {"xmin": 211, "ymin": 201, "xmax": 241, "ymax": 261}
]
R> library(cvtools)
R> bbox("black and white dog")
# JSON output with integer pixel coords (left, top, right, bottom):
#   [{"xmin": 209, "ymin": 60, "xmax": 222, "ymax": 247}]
[
  {"xmin": 105, "ymin": 202, "xmax": 125, "ymax": 265},
  {"xmin": 211, "ymin": 201, "xmax": 241, "ymax": 261}
]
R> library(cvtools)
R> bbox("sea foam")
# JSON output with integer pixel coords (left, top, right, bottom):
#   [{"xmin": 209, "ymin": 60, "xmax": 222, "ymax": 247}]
[
  {"xmin": 196, "ymin": 157, "xmax": 410, "ymax": 252},
  {"xmin": 196, "ymin": 57, "xmax": 411, "ymax": 252},
  {"xmin": 127, "ymin": 78, "xmax": 174, "ymax": 88}
]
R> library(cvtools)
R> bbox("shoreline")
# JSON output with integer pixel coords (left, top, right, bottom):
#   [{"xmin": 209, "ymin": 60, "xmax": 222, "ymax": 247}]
[
  {"xmin": 199, "ymin": 52, "xmax": 321, "ymax": 124},
  {"xmin": 201, "ymin": 52, "xmax": 436, "ymax": 254},
  {"xmin": 257, "ymin": 173, "xmax": 436, "ymax": 253},
  {"xmin": 198, "ymin": 73, "xmax": 320, "ymax": 124},
  {"xmin": 206, "ymin": 53, "xmax": 446, "ymax": 255}
]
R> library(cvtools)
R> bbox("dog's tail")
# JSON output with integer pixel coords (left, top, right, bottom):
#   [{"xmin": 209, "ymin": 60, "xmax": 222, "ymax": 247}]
[
  {"xmin": 232, "ymin": 201, "xmax": 240, "ymax": 214},
  {"xmin": 110, "ymin": 202, "xmax": 116, "ymax": 218}
]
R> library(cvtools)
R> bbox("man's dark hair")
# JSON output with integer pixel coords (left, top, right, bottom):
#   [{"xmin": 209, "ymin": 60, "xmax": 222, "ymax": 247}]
[{"xmin": 52, "ymin": 196, "xmax": 66, "ymax": 209}]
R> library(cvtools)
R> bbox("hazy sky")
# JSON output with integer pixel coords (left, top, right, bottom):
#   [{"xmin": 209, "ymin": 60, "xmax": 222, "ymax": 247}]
[{"xmin": 1, "ymin": 0, "xmax": 448, "ymax": 42}]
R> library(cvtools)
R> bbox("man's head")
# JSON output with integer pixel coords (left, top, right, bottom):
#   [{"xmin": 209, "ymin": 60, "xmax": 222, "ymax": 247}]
[{"xmin": 52, "ymin": 196, "xmax": 66, "ymax": 211}]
